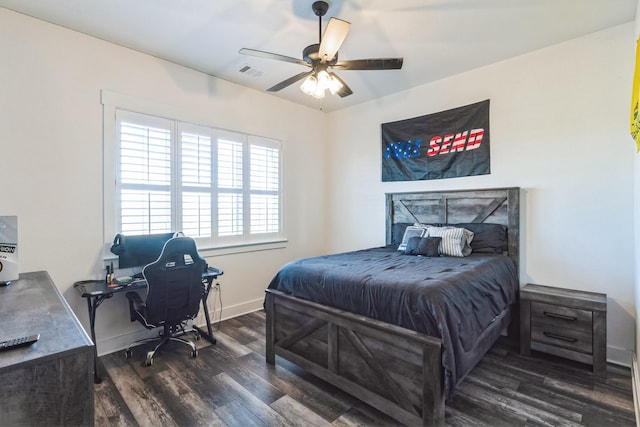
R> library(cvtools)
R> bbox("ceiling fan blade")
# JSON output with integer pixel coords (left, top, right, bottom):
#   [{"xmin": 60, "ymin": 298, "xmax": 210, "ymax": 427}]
[
  {"xmin": 267, "ymin": 71, "xmax": 313, "ymax": 92},
  {"xmin": 239, "ymin": 48, "xmax": 310, "ymax": 67},
  {"xmin": 333, "ymin": 58, "xmax": 404, "ymax": 70},
  {"xmin": 329, "ymin": 73, "xmax": 353, "ymax": 98},
  {"xmin": 319, "ymin": 18, "xmax": 351, "ymax": 63}
]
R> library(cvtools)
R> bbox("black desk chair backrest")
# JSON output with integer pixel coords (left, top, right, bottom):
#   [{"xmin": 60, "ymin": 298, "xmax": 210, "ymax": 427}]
[{"xmin": 141, "ymin": 236, "xmax": 207, "ymax": 326}]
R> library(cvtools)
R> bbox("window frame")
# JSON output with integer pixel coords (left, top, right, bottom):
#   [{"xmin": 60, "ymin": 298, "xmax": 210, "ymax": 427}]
[{"xmin": 102, "ymin": 90, "xmax": 286, "ymax": 259}]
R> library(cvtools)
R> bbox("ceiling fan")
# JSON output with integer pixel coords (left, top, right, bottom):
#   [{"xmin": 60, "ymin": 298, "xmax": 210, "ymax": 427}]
[{"xmin": 239, "ymin": 1, "xmax": 403, "ymax": 99}]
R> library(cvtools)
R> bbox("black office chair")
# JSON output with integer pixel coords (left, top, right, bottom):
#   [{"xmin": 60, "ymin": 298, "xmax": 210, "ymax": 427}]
[{"xmin": 124, "ymin": 236, "xmax": 207, "ymax": 366}]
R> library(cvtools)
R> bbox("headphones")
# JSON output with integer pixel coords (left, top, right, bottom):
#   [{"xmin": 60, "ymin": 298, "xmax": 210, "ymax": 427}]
[{"xmin": 110, "ymin": 233, "xmax": 127, "ymax": 255}]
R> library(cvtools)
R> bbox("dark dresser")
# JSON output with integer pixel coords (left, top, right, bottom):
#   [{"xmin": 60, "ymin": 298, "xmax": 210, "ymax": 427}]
[
  {"xmin": 520, "ymin": 283, "xmax": 607, "ymax": 377},
  {"xmin": 0, "ymin": 271, "xmax": 94, "ymax": 425}
]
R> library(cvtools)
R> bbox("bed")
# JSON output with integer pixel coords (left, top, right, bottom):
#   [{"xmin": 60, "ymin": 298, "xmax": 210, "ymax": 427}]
[{"xmin": 264, "ymin": 188, "xmax": 520, "ymax": 426}]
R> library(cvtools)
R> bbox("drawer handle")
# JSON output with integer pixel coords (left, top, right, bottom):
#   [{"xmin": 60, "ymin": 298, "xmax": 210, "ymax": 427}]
[
  {"xmin": 543, "ymin": 331, "xmax": 577, "ymax": 343},
  {"xmin": 543, "ymin": 311, "xmax": 577, "ymax": 321}
]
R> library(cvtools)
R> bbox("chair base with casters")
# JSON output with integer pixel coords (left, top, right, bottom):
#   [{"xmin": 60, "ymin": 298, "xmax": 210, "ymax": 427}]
[{"xmin": 123, "ymin": 320, "xmax": 200, "ymax": 366}]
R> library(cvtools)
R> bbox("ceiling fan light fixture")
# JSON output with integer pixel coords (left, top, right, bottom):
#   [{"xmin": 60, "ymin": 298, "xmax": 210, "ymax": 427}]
[
  {"xmin": 300, "ymin": 74, "xmax": 318, "ymax": 96},
  {"xmin": 300, "ymin": 72, "xmax": 328, "ymax": 98},
  {"xmin": 300, "ymin": 69, "xmax": 341, "ymax": 98},
  {"xmin": 317, "ymin": 70, "xmax": 331, "ymax": 88},
  {"xmin": 312, "ymin": 83, "xmax": 326, "ymax": 99}
]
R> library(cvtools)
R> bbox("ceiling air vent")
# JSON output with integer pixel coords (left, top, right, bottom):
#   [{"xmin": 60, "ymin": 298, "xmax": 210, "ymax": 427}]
[{"xmin": 238, "ymin": 65, "xmax": 263, "ymax": 78}]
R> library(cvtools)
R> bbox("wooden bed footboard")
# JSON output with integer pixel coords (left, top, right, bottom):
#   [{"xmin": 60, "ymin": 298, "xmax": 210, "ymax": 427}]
[{"xmin": 265, "ymin": 289, "xmax": 445, "ymax": 426}]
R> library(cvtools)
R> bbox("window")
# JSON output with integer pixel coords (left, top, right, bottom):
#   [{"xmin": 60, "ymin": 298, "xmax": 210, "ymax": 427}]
[{"xmin": 112, "ymin": 109, "xmax": 283, "ymax": 249}]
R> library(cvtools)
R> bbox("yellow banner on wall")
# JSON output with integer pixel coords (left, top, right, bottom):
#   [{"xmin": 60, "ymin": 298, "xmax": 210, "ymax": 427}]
[{"xmin": 631, "ymin": 37, "xmax": 640, "ymax": 151}]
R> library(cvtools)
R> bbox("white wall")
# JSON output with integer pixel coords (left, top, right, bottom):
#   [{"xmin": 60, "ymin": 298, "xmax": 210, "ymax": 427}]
[
  {"xmin": 327, "ymin": 23, "xmax": 637, "ymax": 365},
  {"xmin": 0, "ymin": 8, "xmax": 328, "ymax": 354}
]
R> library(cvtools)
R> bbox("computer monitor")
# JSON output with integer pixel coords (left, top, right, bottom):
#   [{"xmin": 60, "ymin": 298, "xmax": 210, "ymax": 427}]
[{"xmin": 110, "ymin": 232, "xmax": 175, "ymax": 270}]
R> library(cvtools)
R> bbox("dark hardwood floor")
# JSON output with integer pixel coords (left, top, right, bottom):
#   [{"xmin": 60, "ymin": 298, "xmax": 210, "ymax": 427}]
[{"xmin": 95, "ymin": 311, "xmax": 635, "ymax": 426}]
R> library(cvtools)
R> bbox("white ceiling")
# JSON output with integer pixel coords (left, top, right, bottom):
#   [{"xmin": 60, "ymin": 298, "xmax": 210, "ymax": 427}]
[{"xmin": 0, "ymin": 0, "xmax": 636, "ymax": 112}]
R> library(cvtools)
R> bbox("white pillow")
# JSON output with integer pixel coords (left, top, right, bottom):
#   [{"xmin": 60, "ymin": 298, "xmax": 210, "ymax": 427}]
[
  {"xmin": 398, "ymin": 226, "xmax": 426, "ymax": 251},
  {"xmin": 425, "ymin": 226, "xmax": 474, "ymax": 257}
]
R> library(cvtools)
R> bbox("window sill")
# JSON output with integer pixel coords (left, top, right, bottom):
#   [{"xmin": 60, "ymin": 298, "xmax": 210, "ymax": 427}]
[{"xmin": 198, "ymin": 240, "xmax": 288, "ymax": 257}]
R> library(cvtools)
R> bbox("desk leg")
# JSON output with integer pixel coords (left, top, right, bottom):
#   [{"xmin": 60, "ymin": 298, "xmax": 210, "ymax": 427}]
[
  {"xmin": 86, "ymin": 296, "xmax": 102, "ymax": 384},
  {"xmin": 194, "ymin": 281, "xmax": 217, "ymax": 345}
]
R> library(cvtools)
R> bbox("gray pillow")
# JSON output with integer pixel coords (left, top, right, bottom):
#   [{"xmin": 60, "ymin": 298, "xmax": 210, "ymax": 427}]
[
  {"xmin": 449, "ymin": 223, "xmax": 507, "ymax": 253},
  {"xmin": 403, "ymin": 236, "xmax": 441, "ymax": 257}
]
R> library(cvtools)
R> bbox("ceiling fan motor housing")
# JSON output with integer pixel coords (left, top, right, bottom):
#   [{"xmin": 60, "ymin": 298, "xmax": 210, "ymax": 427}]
[
  {"xmin": 303, "ymin": 43, "xmax": 338, "ymax": 64},
  {"xmin": 303, "ymin": 44, "xmax": 320, "ymax": 63}
]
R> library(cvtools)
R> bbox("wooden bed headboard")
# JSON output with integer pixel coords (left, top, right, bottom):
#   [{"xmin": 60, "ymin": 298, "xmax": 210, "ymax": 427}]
[{"xmin": 385, "ymin": 187, "xmax": 520, "ymax": 269}]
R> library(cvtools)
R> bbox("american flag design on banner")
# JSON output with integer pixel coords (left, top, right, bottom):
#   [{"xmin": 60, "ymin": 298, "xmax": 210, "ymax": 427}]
[{"xmin": 381, "ymin": 100, "xmax": 490, "ymax": 182}]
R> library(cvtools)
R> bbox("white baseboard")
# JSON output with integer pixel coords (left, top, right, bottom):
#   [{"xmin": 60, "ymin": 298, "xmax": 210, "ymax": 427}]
[
  {"xmin": 632, "ymin": 353, "xmax": 640, "ymax": 427},
  {"xmin": 193, "ymin": 296, "xmax": 264, "ymax": 329},
  {"xmin": 95, "ymin": 297, "xmax": 264, "ymax": 357},
  {"xmin": 97, "ymin": 328, "xmax": 156, "ymax": 357},
  {"xmin": 608, "ymin": 345, "xmax": 634, "ymax": 368}
]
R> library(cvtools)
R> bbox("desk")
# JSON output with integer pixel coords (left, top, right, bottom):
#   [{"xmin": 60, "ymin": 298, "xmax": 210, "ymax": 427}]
[
  {"xmin": 0, "ymin": 271, "xmax": 94, "ymax": 425},
  {"xmin": 74, "ymin": 266, "xmax": 223, "ymax": 383}
]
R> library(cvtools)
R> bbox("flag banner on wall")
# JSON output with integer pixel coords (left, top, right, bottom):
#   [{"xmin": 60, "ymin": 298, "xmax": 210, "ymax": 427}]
[
  {"xmin": 381, "ymin": 100, "xmax": 490, "ymax": 182},
  {"xmin": 630, "ymin": 37, "xmax": 640, "ymax": 151}
]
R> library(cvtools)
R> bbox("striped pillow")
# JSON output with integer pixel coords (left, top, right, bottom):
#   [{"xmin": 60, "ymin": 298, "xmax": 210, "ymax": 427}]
[{"xmin": 426, "ymin": 226, "xmax": 474, "ymax": 257}]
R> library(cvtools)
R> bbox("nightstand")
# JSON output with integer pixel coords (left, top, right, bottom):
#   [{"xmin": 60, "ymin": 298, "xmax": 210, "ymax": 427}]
[{"xmin": 520, "ymin": 283, "xmax": 607, "ymax": 377}]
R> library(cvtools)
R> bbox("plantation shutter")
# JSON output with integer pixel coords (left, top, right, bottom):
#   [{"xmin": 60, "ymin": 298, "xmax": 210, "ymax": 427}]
[
  {"xmin": 249, "ymin": 137, "xmax": 281, "ymax": 234},
  {"xmin": 117, "ymin": 111, "xmax": 173, "ymax": 235},
  {"xmin": 180, "ymin": 125, "xmax": 213, "ymax": 238},
  {"xmin": 217, "ymin": 136, "xmax": 244, "ymax": 237}
]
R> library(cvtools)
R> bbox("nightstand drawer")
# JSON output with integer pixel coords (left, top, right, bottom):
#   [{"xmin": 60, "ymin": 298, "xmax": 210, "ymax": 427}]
[
  {"xmin": 531, "ymin": 324, "xmax": 593, "ymax": 354},
  {"xmin": 531, "ymin": 301, "xmax": 592, "ymax": 332}
]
